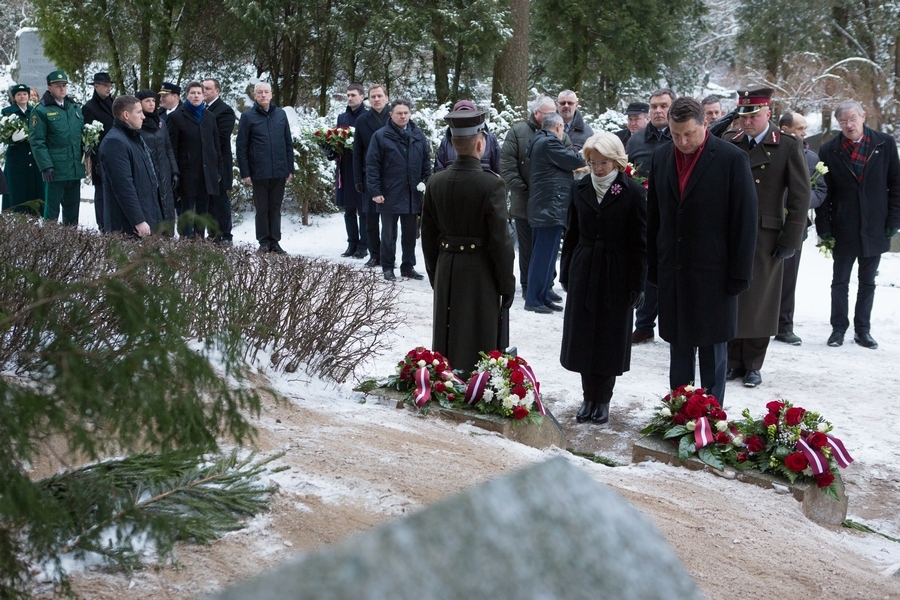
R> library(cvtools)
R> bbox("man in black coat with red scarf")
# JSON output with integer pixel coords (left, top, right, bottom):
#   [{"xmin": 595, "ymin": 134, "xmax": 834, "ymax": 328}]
[{"xmin": 646, "ymin": 97, "xmax": 757, "ymax": 402}]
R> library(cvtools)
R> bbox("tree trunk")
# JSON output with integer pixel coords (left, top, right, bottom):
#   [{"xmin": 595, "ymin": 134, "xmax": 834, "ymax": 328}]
[
  {"xmin": 491, "ymin": 0, "xmax": 529, "ymax": 116},
  {"xmin": 451, "ymin": 38, "xmax": 464, "ymax": 104},
  {"xmin": 433, "ymin": 42, "xmax": 450, "ymax": 105}
]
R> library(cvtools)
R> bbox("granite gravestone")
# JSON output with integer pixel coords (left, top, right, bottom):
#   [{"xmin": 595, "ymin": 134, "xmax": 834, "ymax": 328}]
[
  {"xmin": 211, "ymin": 457, "xmax": 703, "ymax": 600},
  {"xmin": 11, "ymin": 28, "xmax": 56, "ymax": 92}
]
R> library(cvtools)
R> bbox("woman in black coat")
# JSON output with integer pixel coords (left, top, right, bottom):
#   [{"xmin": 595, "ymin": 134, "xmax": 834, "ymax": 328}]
[
  {"xmin": 136, "ymin": 90, "xmax": 179, "ymax": 232},
  {"xmin": 559, "ymin": 132, "xmax": 647, "ymax": 424}
]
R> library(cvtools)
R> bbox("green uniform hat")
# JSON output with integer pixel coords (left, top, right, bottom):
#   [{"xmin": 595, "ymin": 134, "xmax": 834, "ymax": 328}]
[
  {"xmin": 46, "ymin": 70, "xmax": 69, "ymax": 84},
  {"xmin": 9, "ymin": 83, "xmax": 30, "ymax": 96}
]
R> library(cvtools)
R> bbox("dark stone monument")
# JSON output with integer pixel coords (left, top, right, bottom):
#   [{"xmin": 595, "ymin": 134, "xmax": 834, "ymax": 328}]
[{"xmin": 210, "ymin": 457, "xmax": 703, "ymax": 600}]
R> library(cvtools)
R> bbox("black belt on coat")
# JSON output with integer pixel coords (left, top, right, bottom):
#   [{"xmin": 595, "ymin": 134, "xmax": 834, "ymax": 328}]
[{"xmin": 440, "ymin": 236, "xmax": 487, "ymax": 253}]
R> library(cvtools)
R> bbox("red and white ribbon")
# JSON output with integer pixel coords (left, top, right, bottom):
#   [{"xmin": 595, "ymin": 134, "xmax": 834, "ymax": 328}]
[
  {"xmin": 413, "ymin": 367, "xmax": 431, "ymax": 408},
  {"xmin": 464, "ymin": 371, "xmax": 490, "ymax": 405},
  {"xmin": 826, "ymin": 434, "xmax": 853, "ymax": 468},
  {"xmin": 795, "ymin": 437, "xmax": 829, "ymax": 475},
  {"xmin": 693, "ymin": 416, "xmax": 714, "ymax": 449},
  {"xmin": 520, "ymin": 365, "xmax": 546, "ymax": 415}
]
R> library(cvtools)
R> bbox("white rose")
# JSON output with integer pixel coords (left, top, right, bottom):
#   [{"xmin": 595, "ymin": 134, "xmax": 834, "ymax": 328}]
[
  {"xmin": 502, "ymin": 396, "xmax": 515, "ymax": 409},
  {"xmin": 489, "ymin": 358, "xmax": 497, "ymax": 365},
  {"xmin": 660, "ymin": 407, "xmax": 672, "ymax": 417},
  {"xmin": 684, "ymin": 385, "xmax": 695, "ymax": 393},
  {"xmin": 416, "ymin": 182, "xmax": 426, "ymax": 193},
  {"xmin": 731, "ymin": 435, "xmax": 744, "ymax": 447},
  {"xmin": 432, "ymin": 359, "xmax": 439, "ymax": 366},
  {"xmin": 417, "ymin": 360, "xmax": 426, "ymax": 367},
  {"xmin": 346, "ymin": 136, "xmax": 354, "ymax": 145},
  {"xmin": 715, "ymin": 420, "xmax": 728, "ymax": 432},
  {"xmin": 686, "ymin": 421, "xmax": 696, "ymax": 431},
  {"xmin": 442, "ymin": 371, "xmax": 453, "ymax": 380},
  {"xmin": 817, "ymin": 423, "xmax": 828, "ymax": 433}
]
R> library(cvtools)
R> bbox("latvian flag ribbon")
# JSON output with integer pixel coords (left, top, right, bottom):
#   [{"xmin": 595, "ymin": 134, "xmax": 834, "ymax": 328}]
[
  {"xmin": 520, "ymin": 364, "xmax": 546, "ymax": 416},
  {"xmin": 464, "ymin": 371, "xmax": 490, "ymax": 406},
  {"xmin": 693, "ymin": 416, "xmax": 715, "ymax": 449},
  {"xmin": 795, "ymin": 434, "xmax": 853, "ymax": 475},
  {"xmin": 413, "ymin": 367, "xmax": 431, "ymax": 408}
]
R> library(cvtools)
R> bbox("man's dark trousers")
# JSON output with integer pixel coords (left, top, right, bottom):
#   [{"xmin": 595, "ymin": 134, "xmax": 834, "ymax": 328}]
[
  {"xmin": 831, "ymin": 253, "xmax": 880, "ymax": 334},
  {"xmin": 210, "ymin": 191, "xmax": 233, "ymax": 242},
  {"xmin": 44, "ymin": 180, "xmax": 80, "ymax": 224},
  {"xmin": 252, "ymin": 177, "xmax": 286, "ymax": 248},
  {"xmin": 380, "ymin": 212, "xmax": 416, "ymax": 272},
  {"xmin": 344, "ymin": 207, "xmax": 367, "ymax": 252},
  {"xmin": 669, "ymin": 342, "xmax": 727, "ymax": 403}
]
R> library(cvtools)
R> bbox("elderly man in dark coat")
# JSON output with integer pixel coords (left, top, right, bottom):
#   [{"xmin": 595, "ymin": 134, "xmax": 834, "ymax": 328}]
[
  {"xmin": 722, "ymin": 88, "xmax": 810, "ymax": 388},
  {"xmin": 330, "ymin": 83, "xmax": 368, "ymax": 259},
  {"xmin": 647, "ymin": 97, "xmax": 757, "ymax": 403},
  {"xmin": 136, "ymin": 89, "xmax": 179, "ymax": 231},
  {"xmin": 366, "ymin": 97, "xmax": 431, "ymax": 281},
  {"xmin": 560, "ymin": 132, "xmax": 647, "ymax": 425},
  {"xmin": 166, "ymin": 80, "xmax": 222, "ymax": 238},
  {"xmin": 422, "ymin": 109, "xmax": 516, "ymax": 374},
  {"xmin": 99, "ymin": 96, "xmax": 163, "ymax": 237},
  {"xmin": 816, "ymin": 99, "xmax": 900, "ymax": 350},
  {"xmin": 523, "ymin": 112, "xmax": 584, "ymax": 313},
  {"xmin": 353, "ymin": 84, "xmax": 390, "ymax": 268}
]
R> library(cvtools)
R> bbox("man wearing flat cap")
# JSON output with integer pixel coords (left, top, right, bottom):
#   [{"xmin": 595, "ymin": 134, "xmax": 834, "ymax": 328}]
[
  {"xmin": 82, "ymin": 72, "xmax": 115, "ymax": 231},
  {"xmin": 157, "ymin": 82, "xmax": 182, "ymax": 122},
  {"xmin": 421, "ymin": 109, "xmax": 516, "ymax": 374},
  {"xmin": 721, "ymin": 87, "xmax": 810, "ymax": 388},
  {"xmin": 2, "ymin": 83, "xmax": 44, "ymax": 213},
  {"xmin": 614, "ymin": 102, "xmax": 650, "ymax": 146},
  {"xmin": 29, "ymin": 70, "xmax": 85, "ymax": 225}
]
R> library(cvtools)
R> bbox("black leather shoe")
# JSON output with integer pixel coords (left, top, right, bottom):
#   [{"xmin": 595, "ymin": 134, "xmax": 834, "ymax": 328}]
[
  {"xmin": 521, "ymin": 286, "xmax": 527, "ymax": 300},
  {"xmin": 257, "ymin": 244, "xmax": 269, "ymax": 254},
  {"xmin": 575, "ymin": 400, "xmax": 595, "ymax": 423},
  {"xmin": 340, "ymin": 245, "xmax": 356, "ymax": 257},
  {"xmin": 854, "ymin": 332, "xmax": 878, "ymax": 349},
  {"xmin": 383, "ymin": 270, "xmax": 396, "ymax": 281},
  {"xmin": 827, "ymin": 330, "xmax": 845, "ymax": 347},
  {"xmin": 742, "ymin": 369, "xmax": 762, "ymax": 387},
  {"xmin": 591, "ymin": 403, "xmax": 610, "ymax": 424},
  {"xmin": 524, "ymin": 304, "xmax": 553, "ymax": 314},
  {"xmin": 726, "ymin": 367, "xmax": 746, "ymax": 381},
  {"xmin": 631, "ymin": 330, "xmax": 654, "ymax": 344},
  {"xmin": 364, "ymin": 257, "xmax": 380, "ymax": 268},
  {"xmin": 270, "ymin": 242, "xmax": 287, "ymax": 255},
  {"xmin": 548, "ymin": 289, "xmax": 563, "ymax": 303},
  {"xmin": 544, "ymin": 302, "xmax": 564, "ymax": 312},
  {"xmin": 352, "ymin": 247, "xmax": 367, "ymax": 259},
  {"xmin": 774, "ymin": 331, "xmax": 802, "ymax": 345},
  {"xmin": 401, "ymin": 268, "xmax": 424, "ymax": 280}
]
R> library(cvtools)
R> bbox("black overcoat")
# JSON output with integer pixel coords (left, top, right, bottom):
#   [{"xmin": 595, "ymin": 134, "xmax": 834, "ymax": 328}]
[
  {"xmin": 366, "ymin": 119, "xmax": 431, "ymax": 215},
  {"xmin": 332, "ymin": 104, "xmax": 365, "ymax": 208},
  {"xmin": 99, "ymin": 120, "xmax": 163, "ymax": 235},
  {"xmin": 525, "ymin": 129, "xmax": 584, "ymax": 228},
  {"xmin": 166, "ymin": 103, "xmax": 222, "ymax": 198},
  {"xmin": 352, "ymin": 107, "xmax": 389, "ymax": 213},
  {"xmin": 206, "ymin": 98, "xmax": 237, "ymax": 192},
  {"xmin": 559, "ymin": 172, "xmax": 647, "ymax": 376},
  {"xmin": 647, "ymin": 134, "xmax": 758, "ymax": 347},
  {"xmin": 815, "ymin": 127, "xmax": 900, "ymax": 258},
  {"xmin": 235, "ymin": 102, "xmax": 294, "ymax": 180},
  {"xmin": 421, "ymin": 155, "xmax": 516, "ymax": 375},
  {"xmin": 82, "ymin": 91, "xmax": 114, "ymax": 185},
  {"xmin": 138, "ymin": 111, "xmax": 179, "ymax": 223}
]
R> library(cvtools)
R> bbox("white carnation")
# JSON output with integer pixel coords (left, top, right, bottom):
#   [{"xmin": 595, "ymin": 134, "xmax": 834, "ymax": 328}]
[
  {"xmin": 482, "ymin": 389, "xmax": 494, "ymax": 402},
  {"xmin": 660, "ymin": 407, "xmax": 672, "ymax": 417},
  {"xmin": 817, "ymin": 422, "xmax": 828, "ymax": 433},
  {"xmin": 686, "ymin": 421, "xmax": 696, "ymax": 431},
  {"xmin": 684, "ymin": 385, "xmax": 695, "ymax": 393},
  {"xmin": 432, "ymin": 359, "xmax": 439, "ymax": 366},
  {"xmin": 502, "ymin": 395, "xmax": 515, "ymax": 409},
  {"xmin": 715, "ymin": 420, "xmax": 728, "ymax": 432}
]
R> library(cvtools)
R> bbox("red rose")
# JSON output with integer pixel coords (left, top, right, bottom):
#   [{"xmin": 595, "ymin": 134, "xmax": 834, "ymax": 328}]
[
  {"xmin": 488, "ymin": 350, "xmax": 502, "ymax": 359},
  {"xmin": 510, "ymin": 370, "xmax": 525, "ymax": 384},
  {"xmin": 401, "ymin": 365, "xmax": 411, "ymax": 379},
  {"xmin": 447, "ymin": 393, "xmax": 455, "ymax": 401},
  {"xmin": 512, "ymin": 386, "xmax": 527, "ymax": 399},
  {"xmin": 763, "ymin": 413, "xmax": 779, "ymax": 427},
  {"xmin": 407, "ymin": 349, "xmax": 417, "ymax": 357},
  {"xmin": 785, "ymin": 407, "xmax": 806, "ymax": 426},
  {"xmin": 421, "ymin": 351, "xmax": 434, "ymax": 363},
  {"xmin": 737, "ymin": 452, "xmax": 748, "ymax": 463},
  {"xmin": 433, "ymin": 381, "xmax": 446, "ymax": 393},
  {"xmin": 766, "ymin": 400, "xmax": 785, "ymax": 414},
  {"xmin": 807, "ymin": 431, "xmax": 828, "ymax": 449},
  {"xmin": 662, "ymin": 394, "xmax": 671, "ymax": 402},
  {"xmin": 512, "ymin": 405, "xmax": 529, "ymax": 420},
  {"xmin": 673, "ymin": 414, "xmax": 687, "ymax": 425},
  {"xmin": 314, "ymin": 130, "xmax": 322, "ymax": 136},
  {"xmin": 711, "ymin": 409, "xmax": 727, "ymax": 421},
  {"xmin": 784, "ymin": 452, "xmax": 808, "ymax": 472},
  {"xmin": 714, "ymin": 432, "xmax": 730, "ymax": 445},
  {"xmin": 683, "ymin": 400, "xmax": 704, "ymax": 419},
  {"xmin": 815, "ymin": 472, "xmax": 835, "ymax": 488},
  {"xmin": 707, "ymin": 396, "xmax": 720, "ymax": 408},
  {"xmin": 746, "ymin": 435, "xmax": 765, "ymax": 453}
]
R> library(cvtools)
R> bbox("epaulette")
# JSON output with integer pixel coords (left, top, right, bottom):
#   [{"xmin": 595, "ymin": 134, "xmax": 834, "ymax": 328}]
[{"xmin": 726, "ymin": 129, "xmax": 744, "ymax": 142}]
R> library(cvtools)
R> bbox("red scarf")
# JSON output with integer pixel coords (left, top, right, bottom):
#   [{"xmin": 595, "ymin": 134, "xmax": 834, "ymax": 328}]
[{"xmin": 675, "ymin": 130, "xmax": 709, "ymax": 198}]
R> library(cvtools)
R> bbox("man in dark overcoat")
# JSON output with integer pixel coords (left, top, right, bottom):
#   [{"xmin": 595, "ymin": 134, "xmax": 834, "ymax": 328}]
[
  {"xmin": 647, "ymin": 97, "xmax": 757, "ymax": 403},
  {"xmin": 166, "ymin": 81, "xmax": 222, "ymax": 238},
  {"xmin": 421, "ymin": 109, "xmax": 516, "ymax": 374},
  {"xmin": 82, "ymin": 72, "xmax": 115, "ymax": 231},
  {"xmin": 331, "ymin": 83, "xmax": 367, "ymax": 259},
  {"xmin": 816, "ymin": 99, "xmax": 900, "ymax": 350},
  {"xmin": 722, "ymin": 88, "xmax": 810, "ymax": 388},
  {"xmin": 203, "ymin": 78, "xmax": 237, "ymax": 243},
  {"xmin": 353, "ymin": 84, "xmax": 390, "ymax": 268}
]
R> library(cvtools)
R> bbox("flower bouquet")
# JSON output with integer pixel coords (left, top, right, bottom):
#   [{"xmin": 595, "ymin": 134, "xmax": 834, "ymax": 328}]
[
  {"xmin": 817, "ymin": 236, "xmax": 835, "ymax": 258},
  {"xmin": 82, "ymin": 121, "xmax": 105, "ymax": 149},
  {"xmin": 625, "ymin": 162, "xmax": 648, "ymax": 189},
  {"xmin": 639, "ymin": 385, "xmax": 740, "ymax": 469},
  {"xmin": 385, "ymin": 347, "xmax": 464, "ymax": 411},
  {"xmin": 727, "ymin": 400, "xmax": 853, "ymax": 501},
  {"xmin": 0, "ymin": 114, "xmax": 27, "ymax": 144},
  {"xmin": 313, "ymin": 126, "xmax": 353, "ymax": 155},
  {"xmin": 810, "ymin": 161, "xmax": 828, "ymax": 187},
  {"xmin": 463, "ymin": 350, "xmax": 545, "ymax": 424}
]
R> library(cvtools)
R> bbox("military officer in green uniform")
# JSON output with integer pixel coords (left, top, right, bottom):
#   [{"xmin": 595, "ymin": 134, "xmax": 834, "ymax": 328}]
[
  {"xmin": 29, "ymin": 70, "xmax": 85, "ymax": 224},
  {"xmin": 2, "ymin": 83, "xmax": 45, "ymax": 213},
  {"xmin": 421, "ymin": 109, "xmax": 516, "ymax": 374},
  {"xmin": 721, "ymin": 88, "xmax": 810, "ymax": 388}
]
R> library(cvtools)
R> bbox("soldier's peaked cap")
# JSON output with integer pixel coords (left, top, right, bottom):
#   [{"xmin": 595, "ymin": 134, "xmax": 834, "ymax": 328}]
[
  {"xmin": 736, "ymin": 87, "xmax": 774, "ymax": 115},
  {"xmin": 444, "ymin": 109, "xmax": 488, "ymax": 136},
  {"xmin": 159, "ymin": 81, "xmax": 181, "ymax": 95}
]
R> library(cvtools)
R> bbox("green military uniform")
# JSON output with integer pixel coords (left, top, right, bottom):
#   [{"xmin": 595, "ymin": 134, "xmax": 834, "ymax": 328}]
[
  {"xmin": 29, "ymin": 70, "xmax": 85, "ymax": 224},
  {"xmin": 421, "ymin": 109, "xmax": 516, "ymax": 374},
  {"xmin": 2, "ymin": 85, "xmax": 45, "ymax": 214}
]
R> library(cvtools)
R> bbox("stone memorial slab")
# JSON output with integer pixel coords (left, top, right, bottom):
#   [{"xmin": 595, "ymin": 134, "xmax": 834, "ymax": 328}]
[
  {"xmin": 211, "ymin": 457, "xmax": 703, "ymax": 600},
  {"xmin": 11, "ymin": 29, "xmax": 57, "ymax": 92}
]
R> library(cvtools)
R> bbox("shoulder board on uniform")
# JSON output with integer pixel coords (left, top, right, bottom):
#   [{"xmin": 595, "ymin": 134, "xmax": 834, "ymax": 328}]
[{"xmin": 725, "ymin": 128, "xmax": 744, "ymax": 142}]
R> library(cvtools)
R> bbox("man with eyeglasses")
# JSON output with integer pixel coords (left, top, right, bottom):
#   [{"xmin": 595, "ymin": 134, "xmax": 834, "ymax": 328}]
[
  {"xmin": 816, "ymin": 99, "xmax": 900, "ymax": 350},
  {"xmin": 556, "ymin": 90, "xmax": 593, "ymax": 151}
]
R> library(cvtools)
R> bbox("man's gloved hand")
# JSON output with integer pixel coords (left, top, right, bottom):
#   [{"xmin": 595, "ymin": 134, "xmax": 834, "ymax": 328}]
[
  {"xmin": 726, "ymin": 278, "xmax": 750, "ymax": 296},
  {"xmin": 818, "ymin": 232, "xmax": 833, "ymax": 241},
  {"xmin": 887, "ymin": 227, "xmax": 899, "ymax": 238},
  {"xmin": 41, "ymin": 168, "xmax": 55, "ymax": 183},
  {"xmin": 629, "ymin": 290, "xmax": 645, "ymax": 309},
  {"xmin": 771, "ymin": 245, "xmax": 796, "ymax": 260},
  {"xmin": 172, "ymin": 174, "xmax": 179, "ymax": 190},
  {"xmin": 355, "ymin": 182, "xmax": 363, "ymax": 194},
  {"xmin": 501, "ymin": 294, "xmax": 514, "ymax": 310}
]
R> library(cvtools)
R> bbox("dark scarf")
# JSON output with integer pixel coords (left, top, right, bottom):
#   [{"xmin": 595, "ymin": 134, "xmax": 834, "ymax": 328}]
[
  {"xmin": 371, "ymin": 106, "xmax": 387, "ymax": 128},
  {"xmin": 841, "ymin": 127, "xmax": 871, "ymax": 181},
  {"xmin": 185, "ymin": 101, "xmax": 204, "ymax": 124},
  {"xmin": 142, "ymin": 110, "xmax": 161, "ymax": 130}
]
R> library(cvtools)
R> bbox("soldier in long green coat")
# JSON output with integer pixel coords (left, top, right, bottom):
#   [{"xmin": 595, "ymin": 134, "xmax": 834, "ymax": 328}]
[
  {"xmin": 2, "ymin": 83, "xmax": 45, "ymax": 214},
  {"xmin": 421, "ymin": 109, "xmax": 516, "ymax": 375},
  {"xmin": 29, "ymin": 70, "xmax": 85, "ymax": 225}
]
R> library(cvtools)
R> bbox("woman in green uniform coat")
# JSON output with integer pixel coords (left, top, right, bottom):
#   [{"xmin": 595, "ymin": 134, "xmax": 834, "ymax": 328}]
[{"xmin": 2, "ymin": 83, "xmax": 45, "ymax": 214}]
